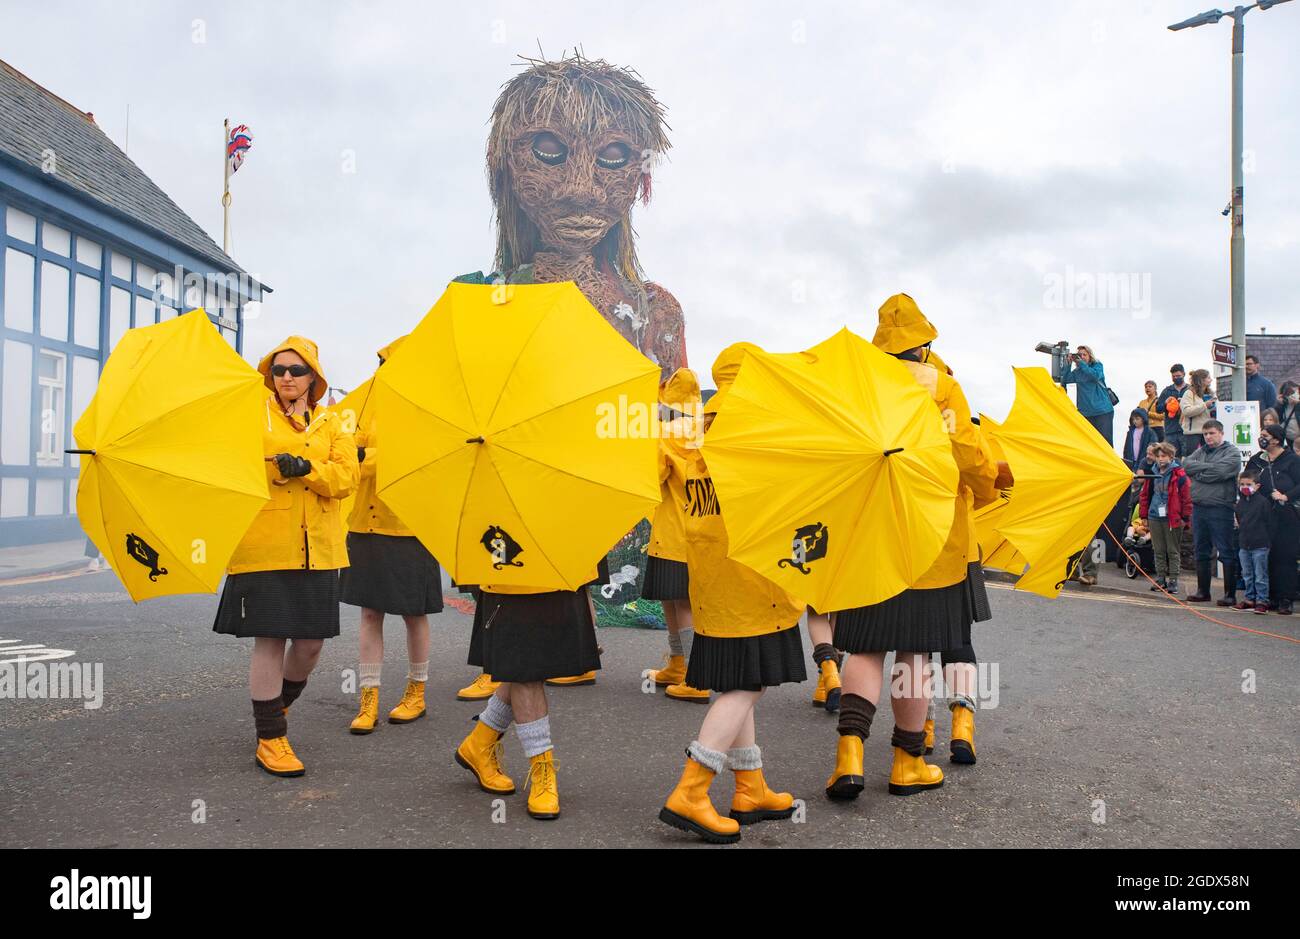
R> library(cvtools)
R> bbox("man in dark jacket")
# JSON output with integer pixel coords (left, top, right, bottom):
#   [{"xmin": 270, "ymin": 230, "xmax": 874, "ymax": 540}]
[
  {"xmin": 1244, "ymin": 355, "xmax": 1277, "ymax": 413},
  {"xmin": 1156, "ymin": 365, "xmax": 1189, "ymax": 457},
  {"xmin": 1183, "ymin": 420, "xmax": 1243, "ymax": 604}
]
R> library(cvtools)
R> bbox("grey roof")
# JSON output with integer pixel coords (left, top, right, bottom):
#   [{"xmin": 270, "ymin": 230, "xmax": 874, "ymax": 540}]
[{"xmin": 0, "ymin": 58, "xmax": 249, "ymax": 278}]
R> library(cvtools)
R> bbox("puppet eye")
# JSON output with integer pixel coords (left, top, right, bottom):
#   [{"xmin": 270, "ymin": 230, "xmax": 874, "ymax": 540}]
[
  {"xmin": 531, "ymin": 132, "xmax": 567, "ymax": 165},
  {"xmin": 596, "ymin": 142, "xmax": 631, "ymax": 169}
]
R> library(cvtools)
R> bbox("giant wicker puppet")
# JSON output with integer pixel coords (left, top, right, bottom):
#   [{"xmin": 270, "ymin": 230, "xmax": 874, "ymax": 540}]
[{"xmin": 455, "ymin": 54, "xmax": 687, "ymax": 634}]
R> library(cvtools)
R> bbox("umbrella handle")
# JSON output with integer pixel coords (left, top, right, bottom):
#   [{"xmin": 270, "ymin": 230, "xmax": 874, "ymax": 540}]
[{"xmin": 264, "ymin": 455, "xmax": 290, "ymax": 486}]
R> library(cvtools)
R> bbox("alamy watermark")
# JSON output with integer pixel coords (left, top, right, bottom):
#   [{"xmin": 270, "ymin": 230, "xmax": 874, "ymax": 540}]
[{"xmin": 0, "ymin": 660, "xmax": 104, "ymax": 709}]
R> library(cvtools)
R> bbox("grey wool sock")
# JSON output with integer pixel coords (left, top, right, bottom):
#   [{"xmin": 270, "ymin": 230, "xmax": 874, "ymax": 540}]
[
  {"xmin": 727, "ymin": 745, "xmax": 762, "ymax": 771},
  {"xmin": 479, "ymin": 695, "xmax": 514, "ymax": 734},
  {"xmin": 949, "ymin": 695, "xmax": 976, "ymax": 714},
  {"xmin": 359, "ymin": 663, "xmax": 382, "ymax": 689},
  {"xmin": 515, "ymin": 716, "xmax": 553, "ymax": 758},
  {"xmin": 678, "ymin": 627, "xmax": 695, "ymax": 661},
  {"xmin": 408, "ymin": 661, "xmax": 429, "ymax": 683},
  {"xmin": 667, "ymin": 630, "xmax": 684, "ymax": 657},
  {"xmin": 686, "ymin": 740, "xmax": 727, "ymax": 774}
]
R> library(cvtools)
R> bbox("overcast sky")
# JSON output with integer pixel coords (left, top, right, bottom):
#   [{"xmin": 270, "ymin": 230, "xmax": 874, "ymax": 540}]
[{"xmin": 5, "ymin": 0, "xmax": 1298, "ymax": 433}]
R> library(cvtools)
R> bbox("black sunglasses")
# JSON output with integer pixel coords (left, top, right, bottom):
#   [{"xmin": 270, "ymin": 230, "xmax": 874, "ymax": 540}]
[{"xmin": 271, "ymin": 364, "xmax": 313, "ymax": 378}]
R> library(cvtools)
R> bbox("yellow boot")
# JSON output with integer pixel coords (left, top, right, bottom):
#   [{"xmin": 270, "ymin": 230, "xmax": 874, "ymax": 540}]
[
  {"xmin": 454, "ymin": 720, "xmax": 516, "ymax": 795},
  {"xmin": 825, "ymin": 735, "xmax": 864, "ymax": 800},
  {"xmin": 820, "ymin": 659, "xmax": 842, "ymax": 713},
  {"xmin": 659, "ymin": 759, "xmax": 741, "ymax": 844},
  {"xmin": 888, "ymin": 746, "xmax": 944, "ymax": 796},
  {"xmin": 729, "ymin": 768, "xmax": 795, "ymax": 825},
  {"xmin": 664, "ymin": 681, "xmax": 710, "ymax": 703},
  {"xmin": 950, "ymin": 706, "xmax": 976, "ymax": 764},
  {"xmin": 349, "ymin": 686, "xmax": 380, "ymax": 735},
  {"xmin": 923, "ymin": 718, "xmax": 935, "ymax": 755},
  {"xmin": 811, "ymin": 665, "xmax": 828, "ymax": 707},
  {"xmin": 545, "ymin": 671, "xmax": 596, "ymax": 687},
  {"xmin": 255, "ymin": 736, "xmax": 305, "ymax": 777},
  {"xmin": 649, "ymin": 654, "xmax": 687, "ymax": 687},
  {"xmin": 456, "ymin": 672, "xmax": 500, "ymax": 701},
  {"xmin": 524, "ymin": 750, "xmax": 560, "ymax": 820},
  {"xmin": 388, "ymin": 679, "xmax": 427, "ymax": 724}
]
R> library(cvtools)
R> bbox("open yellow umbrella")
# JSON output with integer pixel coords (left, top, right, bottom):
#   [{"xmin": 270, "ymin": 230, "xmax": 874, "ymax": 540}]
[
  {"xmin": 326, "ymin": 376, "xmax": 374, "ymax": 532},
  {"xmin": 700, "ymin": 328, "xmax": 959, "ymax": 612},
  {"xmin": 985, "ymin": 367, "xmax": 1132, "ymax": 598},
  {"xmin": 971, "ymin": 415, "xmax": 1028, "ymax": 576},
  {"xmin": 71, "ymin": 310, "xmax": 269, "ymax": 602},
  {"xmin": 373, "ymin": 281, "xmax": 661, "ymax": 590}
]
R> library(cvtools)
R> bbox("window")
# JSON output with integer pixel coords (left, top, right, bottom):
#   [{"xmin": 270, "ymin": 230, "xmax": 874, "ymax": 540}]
[
  {"xmin": 5, "ymin": 206, "xmax": 36, "ymax": 243},
  {"xmin": 109, "ymin": 286, "xmax": 131, "ymax": 349},
  {"xmin": 110, "ymin": 251, "xmax": 131, "ymax": 280},
  {"xmin": 74, "ymin": 273, "xmax": 101, "ymax": 349},
  {"xmin": 39, "ymin": 260, "xmax": 69, "ymax": 340},
  {"xmin": 37, "ymin": 349, "xmax": 66, "ymax": 466},
  {"xmin": 69, "ymin": 356, "xmax": 98, "ymax": 468},
  {"xmin": 0, "ymin": 478, "xmax": 29, "ymax": 518},
  {"xmin": 76, "ymin": 236, "xmax": 102, "ymax": 270},
  {"xmin": 35, "ymin": 479, "xmax": 63, "ymax": 516},
  {"xmin": 43, "ymin": 223, "xmax": 71, "ymax": 257},
  {"xmin": 4, "ymin": 247, "xmax": 34, "ymax": 331},
  {"xmin": 1, "ymin": 340, "xmax": 32, "ymax": 466}
]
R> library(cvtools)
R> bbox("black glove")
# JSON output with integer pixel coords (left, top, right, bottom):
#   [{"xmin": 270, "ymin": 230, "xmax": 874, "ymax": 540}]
[
  {"xmin": 357, "ymin": 446, "xmax": 366, "ymax": 464},
  {"xmin": 274, "ymin": 453, "xmax": 312, "ymax": 478}
]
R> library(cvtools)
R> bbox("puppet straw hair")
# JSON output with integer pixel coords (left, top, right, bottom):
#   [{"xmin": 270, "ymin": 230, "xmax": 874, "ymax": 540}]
[{"xmin": 488, "ymin": 53, "xmax": 672, "ymax": 286}]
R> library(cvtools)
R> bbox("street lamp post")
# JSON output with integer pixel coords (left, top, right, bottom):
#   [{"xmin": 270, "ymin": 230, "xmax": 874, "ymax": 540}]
[{"xmin": 1169, "ymin": 0, "xmax": 1292, "ymax": 402}]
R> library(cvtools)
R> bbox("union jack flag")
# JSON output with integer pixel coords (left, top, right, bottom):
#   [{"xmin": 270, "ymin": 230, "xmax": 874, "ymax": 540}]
[{"xmin": 227, "ymin": 124, "xmax": 253, "ymax": 174}]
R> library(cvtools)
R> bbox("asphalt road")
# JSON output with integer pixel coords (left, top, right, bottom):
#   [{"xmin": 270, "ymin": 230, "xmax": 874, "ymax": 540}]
[{"xmin": 1, "ymin": 569, "xmax": 1297, "ymax": 849}]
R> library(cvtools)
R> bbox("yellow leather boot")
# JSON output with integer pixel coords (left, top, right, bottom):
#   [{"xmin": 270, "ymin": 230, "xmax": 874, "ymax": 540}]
[
  {"xmin": 730, "ymin": 769, "xmax": 795, "ymax": 825},
  {"xmin": 825, "ymin": 735, "xmax": 865, "ymax": 800},
  {"xmin": 664, "ymin": 681, "xmax": 710, "ymax": 703},
  {"xmin": 950, "ymin": 706, "xmax": 976, "ymax": 764},
  {"xmin": 524, "ymin": 750, "xmax": 560, "ymax": 819},
  {"xmin": 454, "ymin": 720, "xmax": 516, "ymax": 795},
  {"xmin": 659, "ymin": 759, "xmax": 741, "ymax": 844},
  {"xmin": 388, "ymin": 679, "xmax": 427, "ymax": 724},
  {"xmin": 888, "ymin": 747, "xmax": 945, "ymax": 796},
  {"xmin": 811, "ymin": 665, "xmax": 828, "ymax": 707},
  {"xmin": 820, "ymin": 659, "xmax": 842, "ymax": 713},
  {"xmin": 255, "ymin": 736, "xmax": 305, "ymax": 777},
  {"xmin": 545, "ymin": 672, "xmax": 596, "ymax": 687},
  {"xmin": 923, "ymin": 718, "xmax": 935, "ymax": 755},
  {"xmin": 649, "ymin": 654, "xmax": 687, "ymax": 687},
  {"xmin": 349, "ymin": 686, "xmax": 380, "ymax": 735},
  {"xmin": 455, "ymin": 672, "xmax": 500, "ymax": 701}
]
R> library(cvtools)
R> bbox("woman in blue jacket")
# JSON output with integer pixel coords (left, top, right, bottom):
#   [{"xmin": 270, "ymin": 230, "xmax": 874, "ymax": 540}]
[{"xmin": 1062, "ymin": 345, "xmax": 1115, "ymax": 445}]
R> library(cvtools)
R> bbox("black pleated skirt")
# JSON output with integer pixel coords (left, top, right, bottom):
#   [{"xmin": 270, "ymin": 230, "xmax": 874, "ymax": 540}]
[
  {"xmin": 340, "ymin": 532, "xmax": 444, "ymax": 615},
  {"xmin": 213, "ymin": 569, "xmax": 341, "ymax": 640},
  {"xmin": 641, "ymin": 555, "xmax": 690, "ymax": 601},
  {"xmin": 684, "ymin": 625, "xmax": 807, "ymax": 693},
  {"xmin": 467, "ymin": 589, "xmax": 602, "ymax": 683},
  {"xmin": 834, "ymin": 562, "xmax": 991, "ymax": 654}
]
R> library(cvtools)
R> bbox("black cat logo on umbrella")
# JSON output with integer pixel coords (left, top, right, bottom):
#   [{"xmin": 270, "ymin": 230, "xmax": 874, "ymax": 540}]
[
  {"xmin": 125, "ymin": 533, "xmax": 168, "ymax": 581},
  {"xmin": 778, "ymin": 522, "xmax": 828, "ymax": 575},
  {"xmin": 481, "ymin": 525, "xmax": 525, "ymax": 570}
]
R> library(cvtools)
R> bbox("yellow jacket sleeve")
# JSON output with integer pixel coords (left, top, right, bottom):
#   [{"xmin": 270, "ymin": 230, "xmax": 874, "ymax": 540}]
[{"xmin": 304, "ymin": 414, "xmax": 360, "ymax": 500}]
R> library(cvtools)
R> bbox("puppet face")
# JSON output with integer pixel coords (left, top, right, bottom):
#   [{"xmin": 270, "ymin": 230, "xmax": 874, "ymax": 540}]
[{"xmin": 506, "ymin": 120, "xmax": 644, "ymax": 254}]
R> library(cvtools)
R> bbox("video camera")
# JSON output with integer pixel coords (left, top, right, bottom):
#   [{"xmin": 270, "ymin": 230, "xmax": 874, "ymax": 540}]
[{"xmin": 1034, "ymin": 340, "xmax": 1073, "ymax": 384}]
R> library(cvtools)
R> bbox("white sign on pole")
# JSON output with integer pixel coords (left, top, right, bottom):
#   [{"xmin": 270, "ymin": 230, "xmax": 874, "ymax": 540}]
[{"xmin": 1219, "ymin": 400, "xmax": 1260, "ymax": 462}]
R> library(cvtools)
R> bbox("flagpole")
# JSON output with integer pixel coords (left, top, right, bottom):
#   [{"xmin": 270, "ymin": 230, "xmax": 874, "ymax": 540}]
[{"xmin": 222, "ymin": 118, "xmax": 232, "ymax": 255}]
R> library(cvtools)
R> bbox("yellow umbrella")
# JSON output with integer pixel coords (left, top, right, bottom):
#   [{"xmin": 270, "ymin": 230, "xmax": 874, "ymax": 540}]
[
  {"xmin": 373, "ymin": 281, "xmax": 661, "ymax": 590},
  {"xmin": 985, "ymin": 367, "xmax": 1132, "ymax": 598},
  {"xmin": 971, "ymin": 415, "xmax": 1028, "ymax": 575},
  {"xmin": 699, "ymin": 328, "xmax": 959, "ymax": 612},
  {"xmin": 71, "ymin": 310, "xmax": 269, "ymax": 602}
]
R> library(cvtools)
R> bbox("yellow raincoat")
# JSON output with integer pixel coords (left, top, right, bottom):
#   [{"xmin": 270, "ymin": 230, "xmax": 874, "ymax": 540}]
[
  {"xmin": 673, "ymin": 346, "xmax": 803, "ymax": 638},
  {"xmin": 227, "ymin": 337, "xmax": 360, "ymax": 574},
  {"xmin": 348, "ymin": 337, "xmax": 411, "ymax": 536},
  {"xmin": 648, "ymin": 368, "xmax": 702, "ymax": 562},
  {"xmin": 872, "ymin": 296, "xmax": 999, "ymax": 589}
]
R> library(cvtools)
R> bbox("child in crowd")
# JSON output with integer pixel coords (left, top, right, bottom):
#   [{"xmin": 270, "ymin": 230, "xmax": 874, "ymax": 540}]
[
  {"xmin": 1138, "ymin": 442, "xmax": 1190, "ymax": 595},
  {"xmin": 1233, "ymin": 469, "xmax": 1275, "ymax": 615}
]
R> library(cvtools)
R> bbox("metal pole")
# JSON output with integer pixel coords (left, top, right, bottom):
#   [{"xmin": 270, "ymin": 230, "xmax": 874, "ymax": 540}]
[
  {"xmin": 1229, "ymin": 8, "xmax": 1246, "ymax": 402},
  {"xmin": 222, "ymin": 118, "xmax": 232, "ymax": 255}
]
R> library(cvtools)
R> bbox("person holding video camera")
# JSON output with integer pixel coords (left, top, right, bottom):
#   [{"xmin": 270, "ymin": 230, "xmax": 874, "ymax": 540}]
[{"xmin": 1061, "ymin": 345, "xmax": 1115, "ymax": 446}]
